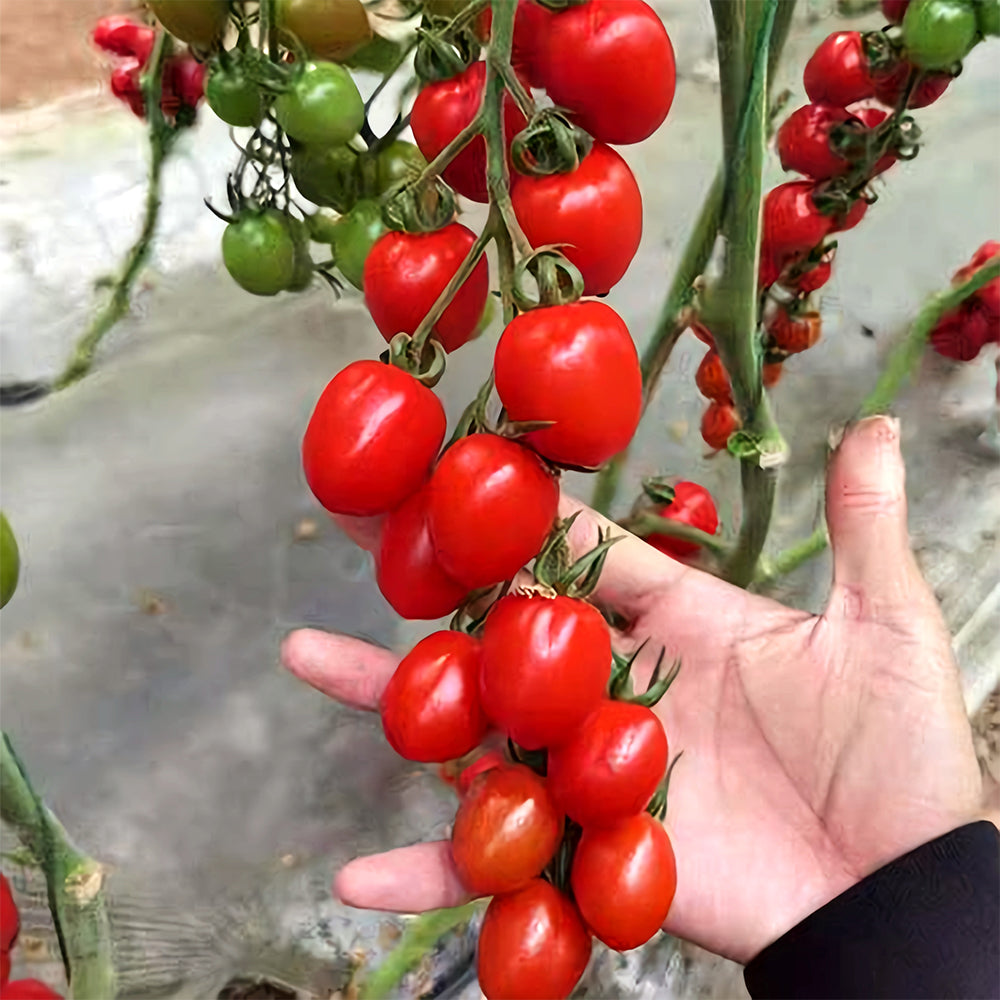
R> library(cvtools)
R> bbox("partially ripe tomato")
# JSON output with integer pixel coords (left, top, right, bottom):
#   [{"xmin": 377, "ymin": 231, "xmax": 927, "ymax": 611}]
[
  {"xmin": 803, "ymin": 31, "xmax": 880, "ymax": 107},
  {"xmin": 571, "ymin": 813, "xmax": 676, "ymax": 951},
  {"xmin": 647, "ymin": 480, "xmax": 719, "ymax": 559},
  {"xmin": 411, "ymin": 62, "xmax": 527, "ymax": 203},
  {"xmin": 376, "ymin": 487, "xmax": 467, "ymax": 620},
  {"xmin": 493, "ymin": 301, "xmax": 641, "ymax": 468},
  {"xmin": 765, "ymin": 309, "xmax": 822, "ymax": 355},
  {"xmin": 477, "ymin": 880, "xmax": 591, "ymax": 1000},
  {"xmin": 548, "ymin": 700, "xmax": 667, "ymax": 827},
  {"xmin": 427, "ymin": 435, "xmax": 558, "ymax": 589},
  {"xmin": 1, "ymin": 873, "xmax": 18, "ymax": 952},
  {"xmin": 277, "ymin": 0, "xmax": 372, "ymax": 62},
  {"xmin": 537, "ymin": 0, "xmax": 675, "ymax": 145},
  {"xmin": 380, "ymin": 631, "xmax": 488, "ymax": 762},
  {"xmin": 480, "ymin": 594, "xmax": 611, "ymax": 750},
  {"xmin": 762, "ymin": 182, "xmax": 833, "ymax": 270},
  {"xmin": 694, "ymin": 349, "xmax": 731, "ymax": 404},
  {"xmin": 302, "ymin": 360, "xmax": 446, "ymax": 516},
  {"xmin": 363, "ymin": 224, "xmax": 489, "ymax": 353},
  {"xmin": 701, "ymin": 401, "xmax": 740, "ymax": 451},
  {"xmin": 512, "ymin": 143, "xmax": 642, "ymax": 296},
  {"xmin": 451, "ymin": 764, "xmax": 562, "ymax": 895},
  {"xmin": 147, "ymin": 0, "xmax": 228, "ymax": 48}
]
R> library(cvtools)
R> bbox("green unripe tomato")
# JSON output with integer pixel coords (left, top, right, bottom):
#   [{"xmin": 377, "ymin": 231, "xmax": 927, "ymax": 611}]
[
  {"xmin": 290, "ymin": 144, "xmax": 362, "ymax": 212},
  {"xmin": 276, "ymin": 0, "xmax": 373, "ymax": 61},
  {"xmin": 274, "ymin": 62, "xmax": 364, "ymax": 146},
  {"xmin": 206, "ymin": 62, "xmax": 265, "ymax": 127},
  {"xmin": 304, "ymin": 210, "xmax": 341, "ymax": 244},
  {"xmin": 331, "ymin": 199, "xmax": 387, "ymax": 289},
  {"xmin": 1, "ymin": 512, "xmax": 20, "ymax": 610},
  {"xmin": 285, "ymin": 216, "xmax": 315, "ymax": 291},
  {"xmin": 222, "ymin": 211, "xmax": 297, "ymax": 295},
  {"xmin": 902, "ymin": 0, "xmax": 979, "ymax": 69},
  {"xmin": 978, "ymin": 0, "xmax": 1000, "ymax": 35},
  {"xmin": 374, "ymin": 140, "xmax": 427, "ymax": 195}
]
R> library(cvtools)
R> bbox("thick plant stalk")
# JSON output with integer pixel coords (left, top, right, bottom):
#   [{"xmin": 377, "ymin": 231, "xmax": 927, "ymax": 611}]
[
  {"xmin": 1, "ymin": 733, "xmax": 116, "ymax": 998},
  {"xmin": 54, "ymin": 33, "xmax": 175, "ymax": 392}
]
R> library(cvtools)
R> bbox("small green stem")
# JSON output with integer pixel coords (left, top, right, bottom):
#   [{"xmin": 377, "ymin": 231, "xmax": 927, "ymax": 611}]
[
  {"xmin": 755, "ymin": 523, "xmax": 829, "ymax": 585},
  {"xmin": 626, "ymin": 513, "xmax": 729, "ymax": 558},
  {"xmin": 860, "ymin": 255, "xmax": 1000, "ymax": 416},
  {"xmin": 497, "ymin": 61, "xmax": 534, "ymax": 118},
  {"xmin": 359, "ymin": 903, "xmax": 479, "ymax": 1000},
  {"xmin": 54, "ymin": 33, "xmax": 174, "ymax": 391},
  {"xmin": 1, "ymin": 733, "xmax": 115, "ymax": 999}
]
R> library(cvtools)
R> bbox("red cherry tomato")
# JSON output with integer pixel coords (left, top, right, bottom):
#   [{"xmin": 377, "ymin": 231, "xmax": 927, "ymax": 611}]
[
  {"xmin": 763, "ymin": 361, "xmax": 784, "ymax": 388},
  {"xmin": 784, "ymin": 258, "xmax": 832, "ymax": 294},
  {"xmin": 689, "ymin": 320, "xmax": 714, "ymax": 346},
  {"xmin": 458, "ymin": 750, "xmax": 505, "ymax": 796},
  {"xmin": 694, "ymin": 349, "xmax": 731, "ymax": 404},
  {"xmin": 803, "ymin": 31, "xmax": 880, "ymax": 107},
  {"xmin": 1, "ymin": 952, "xmax": 9, "ymax": 989},
  {"xmin": 873, "ymin": 61, "xmax": 951, "ymax": 108},
  {"xmin": 493, "ymin": 300, "xmax": 641, "ymax": 468},
  {"xmin": 477, "ymin": 880, "xmax": 591, "ymax": 1000},
  {"xmin": 572, "ymin": 812, "xmax": 676, "ymax": 951},
  {"xmin": 537, "ymin": 0, "xmax": 675, "ymax": 145},
  {"xmin": 110, "ymin": 58, "xmax": 146, "ymax": 117},
  {"xmin": 762, "ymin": 182, "xmax": 833, "ymax": 270},
  {"xmin": 828, "ymin": 196, "xmax": 868, "ymax": 234},
  {"xmin": 882, "ymin": 0, "xmax": 911, "ymax": 23},
  {"xmin": 953, "ymin": 242, "xmax": 1000, "ymax": 329},
  {"xmin": 700, "ymin": 401, "xmax": 740, "ymax": 451},
  {"xmin": 163, "ymin": 55, "xmax": 206, "ymax": 111},
  {"xmin": 380, "ymin": 630, "xmax": 488, "ymax": 762},
  {"xmin": 548, "ymin": 700, "xmax": 667, "ymax": 827},
  {"xmin": 765, "ymin": 308, "xmax": 822, "ymax": 355},
  {"xmin": 512, "ymin": 143, "xmax": 642, "ymax": 296},
  {"xmin": 302, "ymin": 360, "xmax": 446, "ymax": 516},
  {"xmin": 777, "ymin": 104, "xmax": 867, "ymax": 181},
  {"xmin": 478, "ymin": 0, "xmax": 552, "ymax": 87},
  {"xmin": 849, "ymin": 107, "xmax": 897, "ymax": 177},
  {"xmin": 451, "ymin": 764, "xmax": 562, "ymax": 895},
  {"xmin": 427, "ymin": 435, "xmax": 558, "ymax": 589},
  {"xmin": 376, "ymin": 488, "xmax": 467, "ymax": 620},
  {"xmin": 93, "ymin": 15, "xmax": 155, "ymax": 62},
  {"xmin": 411, "ymin": 62, "xmax": 527, "ymax": 203},
  {"xmin": 480, "ymin": 594, "xmax": 611, "ymax": 750},
  {"xmin": 363, "ymin": 224, "xmax": 489, "ymax": 354},
  {"xmin": 646, "ymin": 480, "xmax": 719, "ymax": 559},
  {"xmin": 964, "ymin": 240, "xmax": 1000, "ymax": 271},
  {"xmin": 1, "ymin": 875, "xmax": 18, "ymax": 953},
  {"xmin": 929, "ymin": 307, "xmax": 990, "ymax": 361},
  {"xmin": 0, "ymin": 981, "xmax": 63, "ymax": 1000}
]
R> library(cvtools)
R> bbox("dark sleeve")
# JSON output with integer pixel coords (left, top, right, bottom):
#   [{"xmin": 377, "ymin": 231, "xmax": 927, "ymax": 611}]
[{"xmin": 744, "ymin": 821, "xmax": 999, "ymax": 1000}]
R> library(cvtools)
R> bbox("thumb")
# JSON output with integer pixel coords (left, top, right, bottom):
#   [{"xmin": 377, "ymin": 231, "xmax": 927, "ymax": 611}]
[{"xmin": 825, "ymin": 415, "xmax": 926, "ymax": 610}]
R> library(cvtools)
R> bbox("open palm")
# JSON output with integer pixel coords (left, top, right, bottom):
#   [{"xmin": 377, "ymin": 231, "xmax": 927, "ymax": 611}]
[{"xmin": 281, "ymin": 417, "xmax": 982, "ymax": 964}]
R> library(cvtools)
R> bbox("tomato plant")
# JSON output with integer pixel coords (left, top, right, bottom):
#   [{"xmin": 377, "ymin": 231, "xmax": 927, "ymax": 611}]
[
  {"xmin": 221, "ymin": 211, "xmax": 297, "ymax": 295},
  {"xmin": 511, "ymin": 143, "xmax": 643, "ymax": 297},
  {"xmin": 427, "ymin": 435, "xmax": 558, "ymax": 589},
  {"xmin": 477, "ymin": 880, "xmax": 591, "ymax": 1000},
  {"xmin": 274, "ymin": 62, "xmax": 365, "ymax": 146},
  {"xmin": 646, "ymin": 481, "xmax": 719, "ymax": 559},
  {"xmin": 479, "ymin": 594, "xmax": 611, "ymax": 750},
  {"xmin": 302, "ymin": 360, "xmax": 446, "ymax": 517},
  {"xmin": 277, "ymin": 0, "xmax": 373, "ymax": 62},
  {"xmin": 493, "ymin": 301, "xmax": 642, "ymax": 468},
  {"xmin": 451, "ymin": 764, "xmax": 563, "ymax": 895},
  {"xmin": 380, "ymin": 631, "xmax": 488, "ymax": 762},
  {"xmin": 363, "ymin": 224, "xmax": 489, "ymax": 353},
  {"xmin": 571, "ymin": 812, "xmax": 677, "ymax": 951}
]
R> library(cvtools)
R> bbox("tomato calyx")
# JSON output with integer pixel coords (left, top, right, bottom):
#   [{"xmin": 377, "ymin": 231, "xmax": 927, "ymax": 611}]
[
  {"xmin": 381, "ymin": 176, "xmax": 456, "ymax": 233},
  {"xmin": 414, "ymin": 20, "xmax": 482, "ymax": 82},
  {"xmin": 544, "ymin": 818, "xmax": 583, "ymax": 892},
  {"xmin": 382, "ymin": 331, "xmax": 448, "ymax": 386},
  {"xmin": 533, "ymin": 512, "xmax": 622, "ymax": 599},
  {"xmin": 534, "ymin": 0, "xmax": 590, "ymax": 9},
  {"xmin": 645, "ymin": 749, "xmax": 684, "ymax": 822},
  {"xmin": 608, "ymin": 643, "xmax": 681, "ymax": 708},
  {"xmin": 862, "ymin": 27, "xmax": 902, "ymax": 74},
  {"xmin": 511, "ymin": 108, "xmax": 593, "ymax": 177},
  {"xmin": 641, "ymin": 475, "xmax": 677, "ymax": 508},
  {"xmin": 511, "ymin": 249, "xmax": 585, "ymax": 311}
]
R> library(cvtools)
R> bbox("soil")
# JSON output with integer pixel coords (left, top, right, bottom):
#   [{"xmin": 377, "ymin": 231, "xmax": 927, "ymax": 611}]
[{"xmin": 0, "ymin": 0, "xmax": 135, "ymax": 110}]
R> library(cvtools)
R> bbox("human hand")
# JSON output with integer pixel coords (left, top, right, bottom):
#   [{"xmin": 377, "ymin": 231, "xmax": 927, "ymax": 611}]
[{"xmin": 281, "ymin": 416, "xmax": 983, "ymax": 964}]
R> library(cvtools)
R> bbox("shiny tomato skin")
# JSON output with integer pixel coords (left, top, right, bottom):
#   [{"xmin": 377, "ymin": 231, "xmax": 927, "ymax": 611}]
[
  {"xmin": 478, "ymin": 0, "xmax": 553, "ymax": 87},
  {"xmin": 147, "ymin": 0, "xmax": 228, "ymax": 48},
  {"xmin": 803, "ymin": 31, "xmax": 878, "ymax": 106},
  {"xmin": 1, "ymin": 951, "xmax": 9, "ymax": 988},
  {"xmin": 572, "ymin": 813, "xmax": 677, "ymax": 951},
  {"xmin": 451, "ymin": 764, "xmax": 563, "ymax": 895},
  {"xmin": 874, "ymin": 62, "xmax": 951, "ymax": 108},
  {"xmin": 363, "ymin": 224, "xmax": 489, "ymax": 353},
  {"xmin": 928, "ymin": 307, "xmax": 988, "ymax": 361},
  {"xmin": 302, "ymin": 360, "xmax": 445, "ymax": 516},
  {"xmin": 477, "ymin": 880, "xmax": 591, "ymax": 1000},
  {"xmin": 882, "ymin": 0, "xmax": 910, "ymax": 22},
  {"xmin": 376, "ymin": 488, "xmax": 467, "ymax": 620},
  {"xmin": 0, "ymin": 981, "xmax": 64, "ymax": 999},
  {"xmin": 762, "ymin": 181, "xmax": 833, "ymax": 269},
  {"xmin": 411, "ymin": 62, "xmax": 527, "ymax": 203},
  {"xmin": 277, "ymin": 0, "xmax": 372, "ymax": 62},
  {"xmin": 700, "ymin": 402, "xmax": 740, "ymax": 451},
  {"xmin": 784, "ymin": 257, "xmax": 833, "ymax": 294},
  {"xmin": 694, "ymin": 349, "xmax": 731, "ymax": 404},
  {"xmin": 548, "ymin": 700, "xmax": 667, "ymax": 827},
  {"xmin": 512, "ymin": 143, "xmax": 642, "ymax": 296},
  {"xmin": 777, "ymin": 104, "xmax": 858, "ymax": 181},
  {"xmin": 537, "ymin": 0, "xmax": 676, "ymax": 145},
  {"xmin": 493, "ymin": 301, "xmax": 641, "ymax": 468},
  {"xmin": 427, "ymin": 435, "xmax": 558, "ymax": 589},
  {"xmin": 765, "ymin": 309, "xmax": 822, "ymax": 355},
  {"xmin": 647, "ymin": 480, "xmax": 719, "ymax": 559},
  {"xmin": 480, "ymin": 594, "xmax": 611, "ymax": 750},
  {"xmin": 828, "ymin": 197, "xmax": 868, "ymax": 234},
  {"xmin": 380, "ymin": 631, "xmax": 488, "ymax": 762},
  {"xmin": 1, "ymin": 873, "xmax": 18, "ymax": 952}
]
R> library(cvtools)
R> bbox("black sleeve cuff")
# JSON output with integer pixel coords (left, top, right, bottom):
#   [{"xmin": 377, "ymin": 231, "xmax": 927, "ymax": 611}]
[{"xmin": 744, "ymin": 821, "xmax": 999, "ymax": 999}]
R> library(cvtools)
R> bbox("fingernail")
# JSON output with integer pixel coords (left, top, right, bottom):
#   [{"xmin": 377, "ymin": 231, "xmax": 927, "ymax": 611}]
[{"xmin": 855, "ymin": 414, "xmax": 900, "ymax": 444}]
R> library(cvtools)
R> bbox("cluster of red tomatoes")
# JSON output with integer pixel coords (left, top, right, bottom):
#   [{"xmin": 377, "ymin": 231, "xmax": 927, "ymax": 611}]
[
  {"xmin": 930, "ymin": 240, "xmax": 1000, "ymax": 360},
  {"xmin": 0, "ymin": 875, "xmax": 61, "ymax": 1000},
  {"xmin": 93, "ymin": 15, "xmax": 205, "ymax": 121}
]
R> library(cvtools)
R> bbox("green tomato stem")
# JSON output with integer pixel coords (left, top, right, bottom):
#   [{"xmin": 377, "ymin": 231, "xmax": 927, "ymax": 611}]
[
  {"xmin": 626, "ymin": 513, "xmax": 729, "ymax": 558},
  {"xmin": 1, "ymin": 733, "xmax": 116, "ymax": 999}
]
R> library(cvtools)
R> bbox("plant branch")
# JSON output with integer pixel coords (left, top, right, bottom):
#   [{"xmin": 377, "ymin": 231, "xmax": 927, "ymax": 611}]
[
  {"xmin": 497, "ymin": 61, "xmax": 534, "ymax": 118},
  {"xmin": 755, "ymin": 522, "xmax": 828, "ymax": 585},
  {"xmin": 1, "ymin": 733, "xmax": 115, "ymax": 999},
  {"xmin": 53, "ymin": 33, "xmax": 174, "ymax": 391},
  {"xmin": 626, "ymin": 513, "xmax": 729, "ymax": 558}
]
